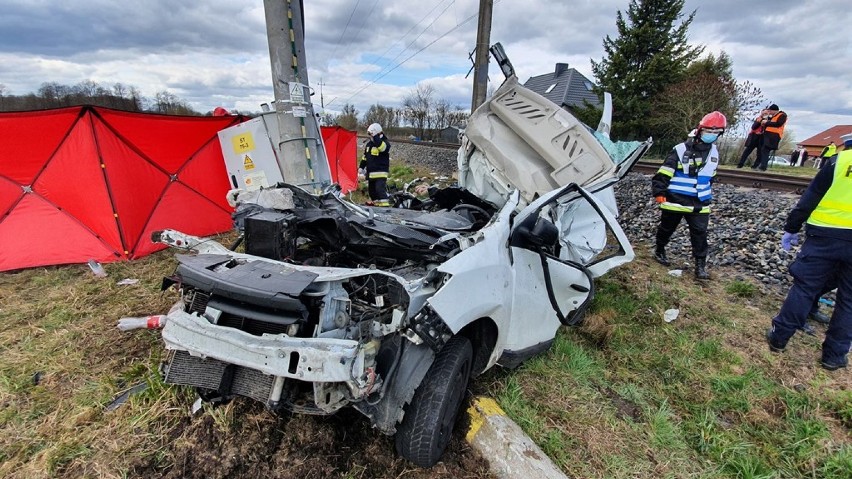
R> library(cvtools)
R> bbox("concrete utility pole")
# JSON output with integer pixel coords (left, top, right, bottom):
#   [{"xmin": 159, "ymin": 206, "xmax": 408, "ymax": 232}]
[
  {"xmin": 263, "ymin": 0, "xmax": 328, "ymax": 189},
  {"xmin": 470, "ymin": 0, "xmax": 493, "ymax": 112}
]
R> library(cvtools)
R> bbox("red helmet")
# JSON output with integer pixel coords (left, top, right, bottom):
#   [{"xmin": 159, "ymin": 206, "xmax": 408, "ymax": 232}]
[
  {"xmin": 698, "ymin": 111, "xmax": 727, "ymax": 130},
  {"xmin": 213, "ymin": 106, "xmax": 230, "ymax": 116}
]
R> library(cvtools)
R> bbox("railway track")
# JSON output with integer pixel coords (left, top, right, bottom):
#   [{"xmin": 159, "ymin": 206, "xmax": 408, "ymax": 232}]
[
  {"xmin": 632, "ymin": 161, "xmax": 812, "ymax": 194},
  {"xmin": 359, "ymin": 135, "xmax": 461, "ymax": 150},
  {"xmin": 375, "ymin": 137, "xmax": 813, "ymax": 193}
]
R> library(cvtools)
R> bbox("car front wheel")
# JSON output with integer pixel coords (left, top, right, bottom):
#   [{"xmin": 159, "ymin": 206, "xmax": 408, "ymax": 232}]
[{"xmin": 394, "ymin": 335, "xmax": 473, "ymax": 467}]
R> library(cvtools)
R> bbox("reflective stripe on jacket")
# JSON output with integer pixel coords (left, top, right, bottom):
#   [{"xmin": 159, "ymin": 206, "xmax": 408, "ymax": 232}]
[
  {"xmin": 664, "ymin": 143, "xmax": 719, "ymax": 202},
  {"xmin": 807, "ymin": 150, "xmax": 852, "ymax": 229},
  {"xmin": 362, "ymin": 134, "xmax": 391, "ymax": 175}
]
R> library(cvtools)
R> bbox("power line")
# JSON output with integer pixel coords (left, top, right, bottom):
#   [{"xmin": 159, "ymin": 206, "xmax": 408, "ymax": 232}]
[
  {"xmin": 330, "ymin": 2, "xmax": 458, "ymax": 108},
  {"xmin": 340, "ymin": 6, "xmax": 482, "ymax": 106},
  {"xmin": 329, "ymin": 0, "xmax": 362, "ymax": 64},
  {"xmin": 349, "ymin": 0, "xmax": 380, "ymax": 50},
  {"xmin": 326, "ymin": 1, "xmax": 453, "ymax": 109}
]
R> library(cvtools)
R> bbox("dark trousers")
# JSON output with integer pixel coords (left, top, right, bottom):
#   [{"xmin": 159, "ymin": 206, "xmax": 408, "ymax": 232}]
[
  {"xmin": 737, "ymin": 142, "xmax": 760, "ymax": 168},
  {"xmin": 655, "ymin": 210, "xmax": 709, "ymax": 258},
  {"xmin": 772, "ymin": 235, "xmax": 852, "ymax": 364},
  {"xmin": 754, "ymin": 145, "xmax": 774, "ymax": 171},
  {"xmin": 367, "ymin": 176, "xmax": 388, "ymax": 201}
]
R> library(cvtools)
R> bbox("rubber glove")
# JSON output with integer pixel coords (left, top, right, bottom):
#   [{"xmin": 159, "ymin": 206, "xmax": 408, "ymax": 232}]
[{"xmin": 781, "ymin": 232, "xmax": 799, "ymax": 251}]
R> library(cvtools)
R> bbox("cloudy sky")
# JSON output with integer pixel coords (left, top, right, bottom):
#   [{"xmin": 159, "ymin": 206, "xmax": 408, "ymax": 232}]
[{"xmin": 0, "ymin": 0, "xmax": 849, "ymax": 141}]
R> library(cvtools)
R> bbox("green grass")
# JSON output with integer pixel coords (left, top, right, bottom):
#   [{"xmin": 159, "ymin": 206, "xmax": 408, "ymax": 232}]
[
  {"xmin": 486, "ymin": 253, "xmax": 851, "ymax": 479},
  {"xmin": 726, "ymin": 279, "xmax": 759, "ymax": 298}
]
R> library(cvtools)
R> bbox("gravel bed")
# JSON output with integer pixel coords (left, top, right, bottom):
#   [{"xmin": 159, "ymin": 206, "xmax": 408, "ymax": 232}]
[
  {"xmin": 614, "ymin": 172, "xmax": 799, "ymax": 290},
  {"xmin": 390, "ymin": 141, "xmax": 458, "ymax": 176},
  {"xmin": 394, "ymin": 141, "xmax": 805, "ymax": 292}
]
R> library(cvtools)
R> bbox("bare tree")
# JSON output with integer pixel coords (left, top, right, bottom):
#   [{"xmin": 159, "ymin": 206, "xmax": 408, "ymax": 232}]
[
  {"xmin": 433, "ymin": 98, "xmax": 451, "ymax": 130},
  {"xmin": 447, "ymin": 106, "xmax": 469, "ymax": 127},
  {"xmin": 335, "ymin": 103, "xmax": 359, "ymax": 130},
  {"xmin": 362, "ymin": 104, "xmax": 398, "ymax": 133},
  {"xmin": 402, "ymin": 84, "xmax": 435, "ymax": 140}
]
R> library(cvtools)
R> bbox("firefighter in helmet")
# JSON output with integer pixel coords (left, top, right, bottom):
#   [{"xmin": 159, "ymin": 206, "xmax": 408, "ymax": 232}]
[
  {"xmin": 651, "ymin": 111, "xmax": 727, "ymax": 280},
  {"xmin": 359, "ymin": 123, "xmax": 392, "ymax": 206}
]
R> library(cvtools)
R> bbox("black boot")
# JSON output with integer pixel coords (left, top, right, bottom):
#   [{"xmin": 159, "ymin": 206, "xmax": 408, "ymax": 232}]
[
  {"xmin": 654, "ymin": 247, "xmax": 670, "ymax": 266},
  {"xmin": 694, "ymin": 257, "xmax": 710, "ymax": 280}
]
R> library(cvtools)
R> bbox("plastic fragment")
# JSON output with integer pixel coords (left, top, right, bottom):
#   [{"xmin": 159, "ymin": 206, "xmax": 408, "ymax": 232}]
[
  {"xmin": 116, "ymin": 278, "xmax": 139, "ymax": 286},
  {"xmin": 668, "ymin": 269, "xmax": 683, "ymax": 277},
  {"xmin": 117, "ymin": 315, "xmax": 167, "ymax": 331},
  {"xmin": 87, "ymin": 259, "xmax": 107, "ymax": 278},
  {"xmin": 664, "ymin": 308, "xmax": 679, "ymax": 323}
]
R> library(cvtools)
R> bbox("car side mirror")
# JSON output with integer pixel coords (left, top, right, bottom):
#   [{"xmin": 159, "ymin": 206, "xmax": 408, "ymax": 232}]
[{"xmin": 511, "ymin": 215, "xmax": 559, "ymax": 249}]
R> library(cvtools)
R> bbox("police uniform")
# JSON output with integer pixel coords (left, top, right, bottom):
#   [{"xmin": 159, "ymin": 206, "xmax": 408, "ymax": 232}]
[
  {"xmin": 651, "ymin": 138, "xmax": 720, "ymax": 276},
  {"xmin": 768, "ymin": 148, "xmax": 852, "ymax": 370},
  {"xmin": 360, "ymin": 133, "xmax": 391, "ymax": 206}
]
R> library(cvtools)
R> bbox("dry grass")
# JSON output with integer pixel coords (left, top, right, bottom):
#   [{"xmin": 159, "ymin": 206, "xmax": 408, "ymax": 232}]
[
  {"xmin": 0, "ymin": 246, "xmax": 189, "ymax": 478},
  {"xmin": 0, "ymin": 233, "xmax": 494, "ymax": 479},
  {"xmin": 486, "ymin": 248, "xmax": 851, "ymax": 478}
]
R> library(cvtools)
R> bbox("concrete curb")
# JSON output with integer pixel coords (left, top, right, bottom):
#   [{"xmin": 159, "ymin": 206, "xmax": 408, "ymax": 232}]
[{"xmin": 465, "ymin": 396, "xmax": 569, "ymax": 479}]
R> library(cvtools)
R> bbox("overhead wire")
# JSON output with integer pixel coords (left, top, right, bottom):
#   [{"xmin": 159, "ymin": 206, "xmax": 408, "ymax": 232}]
[
  {"xmin": 348, "ymin": 0, "xmax": 380, "ymax": 51},
  {"xmin": 326, "ymin": 0, "xmax": 453, "ymax": 108},
  {"xmin": 338, "ymin": 5, "xmax": 483, "ymax": 106},
  {"xmin": 329, "ymin": 0, "xmax": 362, "ymax": 64}
]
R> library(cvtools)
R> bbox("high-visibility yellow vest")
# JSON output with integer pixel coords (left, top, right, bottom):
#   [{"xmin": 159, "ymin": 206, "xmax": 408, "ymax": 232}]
[
  {"xmin": 807, "ymin": 150, "xmax": 852, "ymax": 229},
  {"xmin": 822, "ymin": 143, "xmax": 837, "ymax": 158}
]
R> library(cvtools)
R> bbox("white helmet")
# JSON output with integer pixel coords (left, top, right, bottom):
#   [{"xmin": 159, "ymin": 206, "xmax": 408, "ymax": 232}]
[{"xmin": 367, "ymin": 123, "xmax": 383, "ymax": 136}]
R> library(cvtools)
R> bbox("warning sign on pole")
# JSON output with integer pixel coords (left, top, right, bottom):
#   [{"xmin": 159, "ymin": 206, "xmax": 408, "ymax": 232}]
[{"xmin": 290, "ymin": 83, "xmax": 304, "ymax": 103}]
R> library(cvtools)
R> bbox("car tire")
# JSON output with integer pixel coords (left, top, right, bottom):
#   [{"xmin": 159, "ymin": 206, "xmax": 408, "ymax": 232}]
[{"xmin": 395, "ymin": 335, "xmax": 473, "ymax": 467}]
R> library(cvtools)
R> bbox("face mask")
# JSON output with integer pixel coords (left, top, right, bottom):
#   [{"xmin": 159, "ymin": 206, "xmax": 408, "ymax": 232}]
[{"xmin": 700, "ymin": 133, "xmax": 719, "ymax": 143}]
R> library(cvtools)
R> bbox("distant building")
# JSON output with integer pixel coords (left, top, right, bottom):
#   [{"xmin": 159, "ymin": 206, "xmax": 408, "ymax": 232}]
[
  {"xmin": 439, "ymin": 125, "xmax": 463, "ymax": 144},
  {"xmin": 798, "ymin": 125, "xmax": 852, "ymax": 158},
  {"xmin": 523, "ymin": 63, "xmax": 600, "ymax": 113}
]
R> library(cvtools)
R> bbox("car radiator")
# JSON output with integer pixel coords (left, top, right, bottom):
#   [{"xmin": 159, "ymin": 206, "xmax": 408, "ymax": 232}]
[{"xmin": 164, "ymin": 350, "xmax": 277, "ymax": 404}]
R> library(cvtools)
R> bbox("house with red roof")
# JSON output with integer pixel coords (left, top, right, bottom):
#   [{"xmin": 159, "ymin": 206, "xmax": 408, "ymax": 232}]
[{"xmin": 798, "ymin": 125, "xmax": 852, "ymax": 158}]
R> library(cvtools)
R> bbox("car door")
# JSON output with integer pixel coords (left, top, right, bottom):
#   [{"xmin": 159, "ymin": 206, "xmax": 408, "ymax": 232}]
[{"xmin": 501, "ymin": 182, "xmax": 635, "ymax": 354}]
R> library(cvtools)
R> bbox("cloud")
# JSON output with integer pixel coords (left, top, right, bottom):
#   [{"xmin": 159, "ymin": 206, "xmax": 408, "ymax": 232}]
[{"xmin": 0, "ymin": 0, "xmax": 848, "ymax": 141}]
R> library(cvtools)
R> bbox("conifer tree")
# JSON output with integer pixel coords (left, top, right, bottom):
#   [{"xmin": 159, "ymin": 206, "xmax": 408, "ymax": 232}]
[{"xmin": 591, "ymin": 0, "xmax": 702, "ymax": 139}]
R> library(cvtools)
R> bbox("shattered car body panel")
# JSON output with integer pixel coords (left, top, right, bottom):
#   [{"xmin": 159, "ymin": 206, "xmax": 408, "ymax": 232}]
[{"xmin": 153, "ymin": 69, "xmax": 651, "ymax": 456}]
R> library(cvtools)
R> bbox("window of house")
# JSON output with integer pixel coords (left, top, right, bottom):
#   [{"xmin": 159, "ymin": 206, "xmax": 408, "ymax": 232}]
[{"xmin": 545, "ymin": 83, "xmax": 557, "ymax": 94}]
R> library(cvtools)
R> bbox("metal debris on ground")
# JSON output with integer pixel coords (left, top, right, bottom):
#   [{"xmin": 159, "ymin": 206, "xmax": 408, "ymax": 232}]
[{"xmin": 105, "ymin": 382, "xmax": 148, "ymax": 412}]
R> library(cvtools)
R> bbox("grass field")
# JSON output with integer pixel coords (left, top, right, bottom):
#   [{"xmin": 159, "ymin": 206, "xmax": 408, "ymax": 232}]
[
  {"xmin": 1, "ymin": 195, "xmax": 849, "ymax": 478},
  {"xmin": 483, "ymin": 250, "xmax": 851, "ymax": 479}
]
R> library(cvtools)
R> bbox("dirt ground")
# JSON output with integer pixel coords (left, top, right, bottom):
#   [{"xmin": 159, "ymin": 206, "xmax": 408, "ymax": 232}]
[{"xmin": 130, "ymin": 401, "xmax": 495, "ymax": 479}]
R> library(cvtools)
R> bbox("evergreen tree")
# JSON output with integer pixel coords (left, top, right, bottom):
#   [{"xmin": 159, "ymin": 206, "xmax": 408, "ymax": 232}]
[{"xmin": 590, "ymin": 0, "xmax": 703, "ymax": 140}]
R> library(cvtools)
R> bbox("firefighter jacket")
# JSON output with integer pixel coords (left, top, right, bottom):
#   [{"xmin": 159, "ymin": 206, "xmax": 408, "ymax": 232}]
[
  {"xmin": 651, "ymin": 139, "xmax": 719, "ymax": 214},
  {"xmin": 761, "ymin": 111, "xmax": 787, "ymax": 150},
  {"xmin": 359, "ymin": 134, "xmax": 391, "ymax": 178},
  {"xmin": 785, "ymin": 150, "xmax": 852, "ymax": 241}
]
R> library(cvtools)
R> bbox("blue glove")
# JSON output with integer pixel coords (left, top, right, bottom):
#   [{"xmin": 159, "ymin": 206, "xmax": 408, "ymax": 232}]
[{"xmin": 781, "ymin": 232, "xmax": 799, "ymax": 251}]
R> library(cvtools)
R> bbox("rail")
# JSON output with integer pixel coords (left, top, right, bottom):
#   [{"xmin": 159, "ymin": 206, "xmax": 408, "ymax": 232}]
[
  {"xmin": 632, "ymin": 161, "xmax": 811, "ymax": 194},
  {"xmin": 363, "ymin": 138, "xmax": 812, "ymax": 193}
]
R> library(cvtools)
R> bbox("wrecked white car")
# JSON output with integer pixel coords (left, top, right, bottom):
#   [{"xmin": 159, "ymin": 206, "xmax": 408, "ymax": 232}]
[{"xmin": 152, "ymin": 68, "xmax": 651, "ymax": 467}]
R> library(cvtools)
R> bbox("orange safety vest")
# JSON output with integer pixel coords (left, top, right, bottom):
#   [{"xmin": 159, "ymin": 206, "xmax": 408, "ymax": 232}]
[{"xmin": 764, "ymin": 112, "xmax": 786, "ymax": 137}]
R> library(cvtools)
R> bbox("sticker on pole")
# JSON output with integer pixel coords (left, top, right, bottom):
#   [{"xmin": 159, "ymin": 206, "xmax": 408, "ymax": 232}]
[
  {"xmin": 291, "ymin": 106, "xmax": 307, "ymax": 118},
  {"xmin": 290, "ymin": 83, "xmax": 305, "ymax": 103},
  {"xmin": 243, "ymin": 155, "xmax": 256, "ymax": 170}
]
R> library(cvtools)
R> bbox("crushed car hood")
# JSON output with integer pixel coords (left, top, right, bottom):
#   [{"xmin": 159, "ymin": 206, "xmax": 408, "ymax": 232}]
[{"xmin": 459, "ymin": 75, "xmax": 646, "ymax": 206}]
